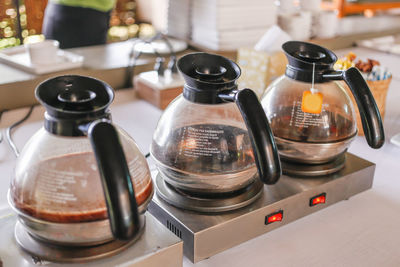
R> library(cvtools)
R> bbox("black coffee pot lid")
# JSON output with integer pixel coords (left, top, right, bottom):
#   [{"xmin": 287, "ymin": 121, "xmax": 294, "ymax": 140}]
[
  {"xmin": 177, "ymin": 53, "xmax": 241, "ymax": 103},
  {"xmin": 36, "ymin": 75, "xmax": 114, "ymax": 136},
  {"xmin": 283, "ymin": 41, "xmax": 338, "ymax": 83},
  {"xmin": 36, "ymin": 75, "xmax": 114, "ymax": 118}
]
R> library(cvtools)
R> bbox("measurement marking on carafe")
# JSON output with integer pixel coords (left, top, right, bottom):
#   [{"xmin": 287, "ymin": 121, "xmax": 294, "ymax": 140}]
[
  {"xmin": 290, "ymin": 101, "xmax": 328, "ymax": 128},
  {"xmin": 182, "ymin": 126, "xmax": 223, "ymax": 158}
]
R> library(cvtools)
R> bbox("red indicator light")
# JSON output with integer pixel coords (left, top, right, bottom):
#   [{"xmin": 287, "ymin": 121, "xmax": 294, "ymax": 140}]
[
  {"xmin": 310, "ymin": 193, "xmax": 326, "ymax": 207},
  {"xmin": 265, "ymin": 211, "xmax": 283, "ymax": 225}
]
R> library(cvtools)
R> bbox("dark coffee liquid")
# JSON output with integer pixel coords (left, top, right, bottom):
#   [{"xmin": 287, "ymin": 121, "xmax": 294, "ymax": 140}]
[
  {"xmin": 152, "ymin": 124, "xmax": 255, "ymax": 175},
  {"xmin": 270, "ymin": 105, "xmax": 355, "ymax": 142},
  {"xmin": 12, "ymin": 152, "xmax": 153, "ymax": 223}
]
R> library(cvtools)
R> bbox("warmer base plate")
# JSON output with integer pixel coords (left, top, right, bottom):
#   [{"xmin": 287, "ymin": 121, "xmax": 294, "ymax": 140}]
[
  {"xmin": 281, "ymin": 153, "xmax": 346, "ymax": 176},
  {"xmin": 155, "ymin": 176, "xmax": 264, "ymax": 213},
  {"xmin": 0, "ymin": 212, "xmax": 183, "ymax": 267},
  {"xmin": 149, "ymin": 153, "xmax": 375, "ymax": 263},
  {"xmin": 15, "ymin": 220, "xmax": 145, "ymax": 263}
]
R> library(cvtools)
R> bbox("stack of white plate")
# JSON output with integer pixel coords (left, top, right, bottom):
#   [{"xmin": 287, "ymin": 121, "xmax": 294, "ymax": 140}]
[
  {"xmin": 313, "ymin": 11, "xmax": 337, "ymax": 39},
  {"xmin": 278, "ymin": 12, "xmax": 312, "ymax": 41},
  {"xmin": 191, "ymin": 0, "xmax": 277, "ymax": 51},
  {"xmin": 277, "ymin": 0, "xmax": 337, "ymax": 40},
  {"xmin": 166, "ymin": 0, "xmax": 192, "ymax": 40}
]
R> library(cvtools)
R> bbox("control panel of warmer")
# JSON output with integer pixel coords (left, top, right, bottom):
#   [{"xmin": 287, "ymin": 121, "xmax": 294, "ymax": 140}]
[{"xmin": 265, "ymin": 192, "xmax": 327, "ymax": 225}]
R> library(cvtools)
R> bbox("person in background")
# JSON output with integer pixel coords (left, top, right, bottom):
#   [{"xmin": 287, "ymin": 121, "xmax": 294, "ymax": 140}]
[{"xmin": 42, "ymin": 0, "xmax": 116, "ymax": 49}]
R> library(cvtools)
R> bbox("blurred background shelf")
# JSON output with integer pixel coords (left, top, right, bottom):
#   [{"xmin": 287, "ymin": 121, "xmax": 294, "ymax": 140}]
[
  {"xmin": 3, "ymin": 0, "xmax": 400, "ymax": 110},
  {"xmin": 312, "ymin": 26, "xmax": 400, "ymax": 49},
  {"xmin": 322, "ymin": 0, "xmax": 400, "ymax": 18}
]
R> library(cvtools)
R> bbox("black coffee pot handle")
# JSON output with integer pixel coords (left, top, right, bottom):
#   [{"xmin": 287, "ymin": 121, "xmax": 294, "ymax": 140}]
[
  {"xmin": 219, "ymin": 89, "xmax": 281, "ymax": 185},
  {"xmin": 323, "ymin": 67, "xmax": 385, "ymax": 148},
  {"xmin": 88, "ymin": 120, "xmax": 140, "ymax": 240}
]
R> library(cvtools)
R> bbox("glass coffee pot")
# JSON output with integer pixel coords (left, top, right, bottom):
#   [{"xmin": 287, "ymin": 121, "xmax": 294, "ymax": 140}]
[
  {"xmin": 151, "ymin": 52, "xmax": 281, "ymax": 195},
  {"xmin": 9, "ymin": 75, "xmax": 153, "ymax": 246},
  {"xmin": 261, "ymin": 41, "xmax": 384, "ymax": 166}
]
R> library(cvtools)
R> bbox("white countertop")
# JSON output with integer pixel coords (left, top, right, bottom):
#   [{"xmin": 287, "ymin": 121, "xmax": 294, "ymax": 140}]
[
  {"xmin": 1, "ymin": 47, "xmax": 400, "ymax": 266},
  {"xmin": 0, "ymin": 40, "xmax": 145, "ymax": 85}
]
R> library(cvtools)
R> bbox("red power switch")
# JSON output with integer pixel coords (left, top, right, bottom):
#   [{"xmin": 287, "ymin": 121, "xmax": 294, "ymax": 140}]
[
  {"xmin": 265, "ymin": 210, "xmax": 283, "ymax": 225},
  {"xmin": 310, "ymin": 193, "xmax": 326, "ymax": 207}
]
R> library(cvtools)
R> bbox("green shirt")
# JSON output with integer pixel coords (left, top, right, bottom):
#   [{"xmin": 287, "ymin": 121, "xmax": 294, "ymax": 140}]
[{"xmin": 50, "ymin": 0, "xmax": 116, "ymax": 12}]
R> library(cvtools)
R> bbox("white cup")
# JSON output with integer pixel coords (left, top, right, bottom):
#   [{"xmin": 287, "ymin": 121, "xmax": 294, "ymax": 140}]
[
  {"xmin": 299, "ymin": 0, "xmax": 322, "ymax": 12},
  {"xmin": 279, "ymin": 0, "xmax": 297, "ymax": 13},
  {"xmin": 25, "ymin": 40, "xmax": 60, "ymax": 65},
  {"xmin": 315, "ymin": 11, "xmax": 337, "ymax": 39},
  {"xmin": 279, "ymin": 12, "xmax": 312, "ymax": 41}
]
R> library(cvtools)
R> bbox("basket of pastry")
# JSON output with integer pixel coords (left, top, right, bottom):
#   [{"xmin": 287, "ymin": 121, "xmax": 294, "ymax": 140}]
[{"xmin": 334, "ymin": 52, "xmax": 392, "ymax": 136}]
